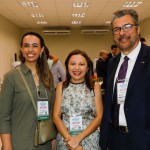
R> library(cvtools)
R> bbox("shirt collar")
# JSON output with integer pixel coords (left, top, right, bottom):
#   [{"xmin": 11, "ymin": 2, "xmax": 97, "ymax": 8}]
[
  {"xmin": 121, "ymin": 41, "xmax": 141, "ymax": 61},
  {"xmin": 111, "ymin": 52, "xmax": 114, "ymax": 57},
  {"xmin": 20, "ymin": 63, "xmax": 31, "ymax": 74}
]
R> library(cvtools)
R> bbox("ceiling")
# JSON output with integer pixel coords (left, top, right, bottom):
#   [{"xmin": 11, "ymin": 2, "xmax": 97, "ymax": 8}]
[{"xmin": 0, "ymin": 0, "xmax": 150, "ymax": 29}]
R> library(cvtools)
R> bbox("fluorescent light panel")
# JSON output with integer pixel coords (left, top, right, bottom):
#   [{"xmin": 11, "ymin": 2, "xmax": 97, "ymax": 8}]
[
  {"xmin": 37, "ymin": 21, "xmax": 47, "ymax": 24},
  {"xmin": 123, "ymin": 2, "xmax": 142, "ymax": 7},
  {"xmin": 20, "ymin": 2, "xmax": 39, "ymax": 7},
  {"xmin": 72, "ymin": 13, "xmax": 86, "ymax": 17},
  {"xmin": 73, "ymin": 2, "xmax": 89, "ymax": 8},
  {"xmin": 105, "ymin": 20, "xmax": 111, "ymax": 24},
  {"xmin": 71, "ymin": 21, "xmax": 82, "ymax": 24},
  {"xmin": 31, "ymin": 13, "xmax": 44, "ymax": 18}
]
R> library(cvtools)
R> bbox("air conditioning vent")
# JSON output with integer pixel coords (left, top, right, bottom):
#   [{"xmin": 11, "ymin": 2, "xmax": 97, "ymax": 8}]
[
  {"xmin": 81, "ymin": 27, "xmax": 109, "ymax": 34},
  {"xmin": 43, "ymin": 27, "xmax": 71, "ymax": 35}
]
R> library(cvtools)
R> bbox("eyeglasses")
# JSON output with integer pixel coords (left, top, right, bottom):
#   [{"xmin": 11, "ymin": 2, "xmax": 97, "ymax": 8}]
[{"xmin": 112, "ymin": 24, "xmax": 138, "ymax": 35}]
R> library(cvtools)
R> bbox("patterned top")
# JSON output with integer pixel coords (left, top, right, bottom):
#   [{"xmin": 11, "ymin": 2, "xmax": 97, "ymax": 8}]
[{"xmin": 56, "ymin": 82, "xmax": 101, "ymax": 150}]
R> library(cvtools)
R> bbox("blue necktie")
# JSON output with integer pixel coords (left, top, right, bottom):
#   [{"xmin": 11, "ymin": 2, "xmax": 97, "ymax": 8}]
[{"xmin": 112, "ymin": 56, "xmax": 129, "ymax": 128}]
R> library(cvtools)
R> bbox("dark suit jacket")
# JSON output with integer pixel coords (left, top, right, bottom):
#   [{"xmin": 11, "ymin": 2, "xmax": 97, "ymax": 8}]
[
  {"xmin": 100, "ymin": 43, "xmax": 150, "ymax": 150},
  {"xmin": 106, "ymin": 52, "xmax": 114, "ymax": 64},
  {"xmin": 96, "ymin": 58, "xmax": 107, "ymax": 89},
  {"xmin": 108, "ymin": 52, "xmax": 113, "ymax": 60}
]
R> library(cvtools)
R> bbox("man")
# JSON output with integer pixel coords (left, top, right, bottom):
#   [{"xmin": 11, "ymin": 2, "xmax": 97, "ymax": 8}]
[
  {"xmin": 96, "ymin": 50, "xmax": 108, "ymax": 89},
  {"xmin": 100, "ymin": 9, "xmax": 150, "ymax": 150},
  {"xmin": 106, "ymin": 44, "xmax": 117, "ymax": 63}
]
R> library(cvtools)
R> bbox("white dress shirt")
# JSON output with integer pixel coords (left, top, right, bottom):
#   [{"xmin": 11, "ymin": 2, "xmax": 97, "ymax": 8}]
[{"xmin": 114, "ymin": 41, "xmax": 141, "ymax": 126}]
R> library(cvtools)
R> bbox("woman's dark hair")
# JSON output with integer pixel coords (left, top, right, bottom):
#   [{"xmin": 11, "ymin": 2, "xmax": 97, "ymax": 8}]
[
  {"xmin": 19, "ymin": 32, "xmax": 53, "ymax": 90},
  {"xmin": 63, "ymin": 49, "xmax": 94, "ymax": 90},
  {"xmin": 44, "ymin": 45, "xmax": 50, "ymax": 60}
]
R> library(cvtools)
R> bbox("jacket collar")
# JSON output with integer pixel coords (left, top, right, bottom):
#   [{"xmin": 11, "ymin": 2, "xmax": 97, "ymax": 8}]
[
  {"xmin": 20, "ymin": 63, "xmax": 31, "ymax": 74},
  {"xmin": 126, "ymin": 43, "xmax": 148, "ymax": 100}
]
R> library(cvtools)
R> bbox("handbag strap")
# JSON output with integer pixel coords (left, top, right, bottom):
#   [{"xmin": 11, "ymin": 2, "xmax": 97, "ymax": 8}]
[{"xmin": 17, "ymin": 66, "xmax": 38, "ymax": 116}]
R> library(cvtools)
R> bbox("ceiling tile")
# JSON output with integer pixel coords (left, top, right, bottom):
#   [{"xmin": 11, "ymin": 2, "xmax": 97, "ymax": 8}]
[{"xmin": 0, "ymin": 0, "xmax": 149, "ymax": 29}]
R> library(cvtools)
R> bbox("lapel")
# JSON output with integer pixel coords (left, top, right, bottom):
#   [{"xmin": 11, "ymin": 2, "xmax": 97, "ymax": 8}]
[
  {"xmin": 126, "ymin": 44, "xmax": 148, "ymax": 101},
  {"xmin": 107, "ymin": 54, "xmax": 121, "ymax": 99},
  {"xmin": 99, "ymin": 57, "xmax": 104, "ymax": 62}
]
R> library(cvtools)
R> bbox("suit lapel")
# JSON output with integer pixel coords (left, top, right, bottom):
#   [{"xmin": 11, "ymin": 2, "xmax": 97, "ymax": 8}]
[
  {"xmin": 107, "ymin": 54, "xmax": 121, "ymax": 99},
  {"xmin": 126, "ymin": 44, "xmax": 148, "ymax": 100}
]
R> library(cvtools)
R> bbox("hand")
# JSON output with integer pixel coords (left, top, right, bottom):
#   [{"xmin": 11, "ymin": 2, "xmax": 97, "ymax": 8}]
[
  {"xmin": 66, "ymin": 136, "xmax": 81, "ymax": 149},
  {"xmin": 64, "ymin": 136, "xmax": 71, "ymax": 143},
  {"xmin": 51, "ymin": 139, "xmax": 56, "ymax": 150}
]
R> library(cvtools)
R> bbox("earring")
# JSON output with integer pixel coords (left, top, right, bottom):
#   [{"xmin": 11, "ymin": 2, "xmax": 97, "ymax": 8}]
[{"xmin": 40, "ymin": 52, "xmax": 42, "ymax": 58}]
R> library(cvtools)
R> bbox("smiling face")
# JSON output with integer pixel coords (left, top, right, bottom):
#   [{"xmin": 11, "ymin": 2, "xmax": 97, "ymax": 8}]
[
  {"xmin": 21, "ymin": 35, "xmax": 44, "ymax": 64},
  {"xmin": 68, "ymin": 54, "xmax": 88, "ymax": 83},
  {"xmin": 112, "ymin": 14, "xmax": 140, "ymax": 54}
]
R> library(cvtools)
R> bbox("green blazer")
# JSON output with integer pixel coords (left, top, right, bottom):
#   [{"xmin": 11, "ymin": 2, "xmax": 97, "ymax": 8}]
[{"xmin": 0, "ymin": 64, "xmax": 55, "ymax": 150}]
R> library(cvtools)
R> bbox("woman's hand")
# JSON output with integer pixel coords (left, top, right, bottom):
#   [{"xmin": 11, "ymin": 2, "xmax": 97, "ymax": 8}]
[
  {"xmin": 65, "ymin": 135, "xmax": 81, "ymax": 149},
  {"xmin": 51, "ymin": 139, "xmax": 56, "ymax": 150}
]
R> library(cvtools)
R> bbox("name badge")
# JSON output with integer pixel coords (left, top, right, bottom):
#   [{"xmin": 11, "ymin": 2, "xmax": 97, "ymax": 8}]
[
  {"xmin": 69, "ymin": 115, "xmax": 82, "ymax": 135},
  {"xmin": 117, "ymin": 81, "xmax": 128, "ymax": 104},
  {"xmin": 37, "ymin": 101, "xmax": 49, "ymax": 120}
]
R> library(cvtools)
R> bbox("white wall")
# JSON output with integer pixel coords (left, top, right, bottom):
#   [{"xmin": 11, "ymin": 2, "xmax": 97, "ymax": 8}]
[
  {"xmin": 0, "ymin": 14, "xmax": 150, "ymax": 78},
  {"xmin": 140, "ymin": 18, "xmax": 150, "ymax": 45},
  {"xmin": 21, "ymin": 18, "xmax": 150, "ymax": 67},
  {"xmin": 0, "ymin": 15, "xmax": 21, "ymax": 78},
  {"xmin": 21, "ymin": 28, "xmax": 114, "ymax": 66}
]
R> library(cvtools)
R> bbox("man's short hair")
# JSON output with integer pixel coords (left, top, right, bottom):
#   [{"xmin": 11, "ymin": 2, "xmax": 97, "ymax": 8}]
[
  {"xmin": 140, "ymin": 37, "xmax": 146, "ymax": 43},
  {"xmin": 111, "ymin": 9, "xmax": 139, "ymax": 27},
  {"xmin": 111, "ymin": 45, "xmax": 117, "ymax": 50},
  {"xmin": 99, "ymin": 50, "xmax": 107, "ymax": 57}
]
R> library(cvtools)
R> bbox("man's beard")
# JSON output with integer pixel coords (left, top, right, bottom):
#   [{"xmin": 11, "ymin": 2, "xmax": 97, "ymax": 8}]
[{"xmin": 115, "ymin": 35, "xmax": 137, "ymax": 51}]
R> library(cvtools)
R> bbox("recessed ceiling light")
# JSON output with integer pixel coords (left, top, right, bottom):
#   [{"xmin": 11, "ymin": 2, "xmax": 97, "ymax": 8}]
[
  {"xmin": 71, "ymin": 21, "xmax": 82, "ymax": 24},
  {"xmin": 73, "ymin": 2, "xmax": 89, "ymax": 8},
  {"xmin": 20, "ymin": 2, "xmax": 39, "ymax": 7},
  {"xmin": 37, "ymin": 21, "xmax": 48, "ymax": 24},
  {"xmin": 123, "ymin": 2, "xmax": 142, "ymax": 7},
  {"xmin": 72, "ymin": 13, "xmax": 86, "ymax": 17},
  {"xmin": 31, "ymin": 13, "xmax": 44, "ymax": 18}
]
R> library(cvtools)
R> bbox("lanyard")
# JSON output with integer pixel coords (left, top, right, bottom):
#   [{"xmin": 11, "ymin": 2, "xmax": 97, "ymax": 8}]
[{"xmin": 36, "ymin": 88, "xmax": 48, "ymax": 100}]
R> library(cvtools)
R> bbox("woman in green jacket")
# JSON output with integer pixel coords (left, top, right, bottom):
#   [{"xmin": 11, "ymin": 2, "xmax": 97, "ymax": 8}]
[{"xmin": 0, "ymin": 32, "xmax": 55, "ymax": 150}]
